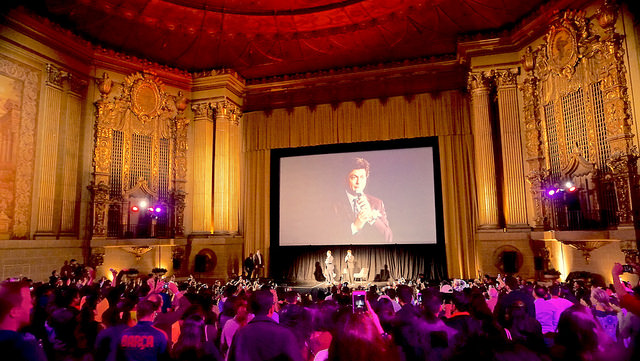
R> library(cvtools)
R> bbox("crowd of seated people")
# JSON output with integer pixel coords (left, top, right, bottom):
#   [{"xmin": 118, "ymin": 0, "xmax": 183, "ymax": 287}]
[{"xmin": 0, "ymin": 261, "xmax": 640, "ymax": 361}]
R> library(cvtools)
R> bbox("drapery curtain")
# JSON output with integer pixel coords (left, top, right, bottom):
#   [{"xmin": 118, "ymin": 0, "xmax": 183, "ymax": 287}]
[{"xmin": 241, "ymin": 91, "xmax": 477, "ymax": 278}]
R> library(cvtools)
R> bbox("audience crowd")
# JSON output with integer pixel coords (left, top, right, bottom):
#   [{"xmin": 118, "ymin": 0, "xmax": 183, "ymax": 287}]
[{"xmin": 1, "ymin": 259, "xmax": 640, "ymax": 361}]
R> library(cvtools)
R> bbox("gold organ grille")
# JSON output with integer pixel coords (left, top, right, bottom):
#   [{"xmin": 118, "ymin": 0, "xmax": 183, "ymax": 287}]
[
  {"xmin": 130, "ymin": 133, "xmax": 152, "ymax": 189},
  {"xmin": 159, "ymin": 138, "xmax": 170, "ymax": 199},
  {"xmin": 110, "ymin": 130, "xmax": 123, "ymax": 198},
  {"xmin": 544, "ymin": 102, "xmax": 561, "ymax": 180},
  {"xmin": 561, "ymin": 88, "xmax": 590, "ymax": 161},
  {"xmin": 590, "ymin": 82, "xmax": 610, "ymax": 169}
]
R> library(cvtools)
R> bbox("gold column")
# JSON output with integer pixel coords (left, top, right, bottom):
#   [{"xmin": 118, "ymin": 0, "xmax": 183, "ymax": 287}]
[
  {"xmin": 191, "ymin": 102, "xmax": 214, "ymax": 234},
  {"xmin": 468, "ymin": 72, "xmax": 500, "ymax": 229},
  {"xmin": 212, "ymin": 100, "xmax": 242, "ymax": 234},
  {"xmin": 60, "ymin": 77, "xmax": 85, "ymax": 234},
  {"xmin": 496, "ymin": 69, "xmax": 529, "ymax": 229},
  {"xmin": 597, "ymin": 2, "xmax": 638, "ymax": 227},
  {"xmin": 36, "ymin": 65, "xmax": 64, "ymax": 235}
]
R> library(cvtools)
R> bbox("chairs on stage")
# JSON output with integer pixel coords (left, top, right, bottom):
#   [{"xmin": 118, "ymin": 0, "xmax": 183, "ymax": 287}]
[{"xmin": 353, "ymin": 267, "xmax": 368, "ymax": 282}]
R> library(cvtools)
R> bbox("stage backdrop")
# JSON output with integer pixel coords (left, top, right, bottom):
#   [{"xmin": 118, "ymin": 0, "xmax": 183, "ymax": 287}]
[
  {"xmin": 271, "ymin": 245, "xmax": 447, "ymax": 283},
  {"xmin": 241, "ymin": 91, "xmax": 477, "ymax": 279}
]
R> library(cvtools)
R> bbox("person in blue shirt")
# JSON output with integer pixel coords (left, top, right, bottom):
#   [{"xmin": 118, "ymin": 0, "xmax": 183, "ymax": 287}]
[
  {"xmin": 118, "ymin": 299, "xmax": 169, "ymax": 361},
  {"xmin": 0, "ymin": 279, "xmax": 47, "ymax": 361}
]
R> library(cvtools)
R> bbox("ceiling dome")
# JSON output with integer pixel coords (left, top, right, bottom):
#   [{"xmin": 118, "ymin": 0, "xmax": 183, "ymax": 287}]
[{"xmin": 31, "ymin": 0, "xmax": 546, "ymax": 79}]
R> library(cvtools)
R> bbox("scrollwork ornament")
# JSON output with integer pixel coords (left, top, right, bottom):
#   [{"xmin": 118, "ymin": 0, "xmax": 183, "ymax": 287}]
[
  {"xmin": 88, "ymin": 181, "xmax": 110, "ymax": 236},
  {"xmin": 526, "ymin": 168, "xmax": 549, "ymax": 228}
]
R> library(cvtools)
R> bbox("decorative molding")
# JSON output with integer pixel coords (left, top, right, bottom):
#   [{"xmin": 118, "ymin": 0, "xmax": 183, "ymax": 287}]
[
  {"xmin": 91, "ymin": 71, "xmax": 187, "ymax": 239},
  {"xmin": 0, "ymin": 56, "xmax": 40, "ymax": 239}
]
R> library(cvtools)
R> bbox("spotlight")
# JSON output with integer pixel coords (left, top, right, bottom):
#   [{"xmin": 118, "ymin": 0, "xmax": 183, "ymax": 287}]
[
  {"xmin": 568, "ymin": 186, "xmax": 577, "ymax": 192},
  {"xmin": 547, "ymin": 189, "xmax": 556, "ymax": 196},
  {"xmin": 147, "ymin": 207, "xmax": 154, "ymax": 212},
  {"xmin": 155, "ymin": 207, "xmax": 162, "ymax": 213},
  {"xmin": 131, "ymin": 206, "xmax": 139, "ymax": 212},
  {"xmin": 139, "ymin": 200, "xmax": 148, "ymax": 208},
  {"xmin": 565, "ymin": 181, "xmax": 573, "ymax": 189}
]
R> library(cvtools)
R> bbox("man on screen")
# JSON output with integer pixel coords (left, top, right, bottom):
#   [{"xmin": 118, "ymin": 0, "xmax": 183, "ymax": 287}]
[{"xmin": 333, "ymin": 157, "xmax": 392, "ymax": 243}]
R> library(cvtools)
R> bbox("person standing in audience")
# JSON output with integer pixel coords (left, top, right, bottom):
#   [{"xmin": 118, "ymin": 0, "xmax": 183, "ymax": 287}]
[
  {"xmin": 118, "ymin": 299, "xmax": 169, "ymax": 361},
  {"xmin": 591, "ymin": 287, "xmax": 620, "ymax": 343},
  {"xmin": 228, "ymin": 289, "xmax": 302, "ymax": 361},
  {"xmin": 547, "ymin": 284, "xmax": 574, "ymax": 330},
  {"xmin": 220, "ymin": 296, "xmax": 252, "ymax": 358},
  {"xmin": 532, "ymin": 285, "xmax": 556, "ymax": 335},
  {"xmin": 0, "ymin": 280, "xmax": 47, "ymax": 361}
]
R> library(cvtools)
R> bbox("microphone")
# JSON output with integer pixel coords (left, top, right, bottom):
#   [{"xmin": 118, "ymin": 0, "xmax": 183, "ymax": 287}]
[{"xmin": 354, "ymin": 192, "xmax": 362, "ymax": 213}]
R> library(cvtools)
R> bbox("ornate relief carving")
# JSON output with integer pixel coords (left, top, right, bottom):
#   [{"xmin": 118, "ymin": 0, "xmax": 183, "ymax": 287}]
[
  {"xmin": 174, "ymin": 92, "xmax": 190, "ymax": 181},
  {"xmin": 522, "ymin": 3, "xmax": 637, "ymax": 228},
  {"xmin": 91, "ymin": 71, "xmax": 187, "ymax": 239},
  {"xmin": 88, "ymin": 181, "xmax": 110, "ymax": 236},
  {"xmin": 526, "ymin": 169, "xmax": 550, "ymax": 228},
  {"xmin": 520, "ymin": 76, "xmax": 543, "ymax": 160},
  {"xmin": 0, "ymin": 56, "xmax": 39, "ymax": 239}
]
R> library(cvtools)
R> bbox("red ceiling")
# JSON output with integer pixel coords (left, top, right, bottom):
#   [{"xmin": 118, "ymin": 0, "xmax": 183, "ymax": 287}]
[{"xmin": 34, "ymin": 0, "xmax": 547, "ymax": 79}]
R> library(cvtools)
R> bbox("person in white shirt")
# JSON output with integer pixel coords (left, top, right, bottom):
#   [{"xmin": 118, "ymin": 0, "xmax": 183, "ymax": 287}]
[
  {"xmin": 532, "ymin": 285, "xmax": 557, "ymax": 334},
  {"xmin": 547, "ymin": 284, "xmax": 574, "ymax": 331}
]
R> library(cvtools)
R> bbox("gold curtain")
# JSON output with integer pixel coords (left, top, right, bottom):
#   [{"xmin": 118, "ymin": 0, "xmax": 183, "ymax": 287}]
[{"xmin": 241, "ymin": 90, "xmax": 476, "ymax": 278}]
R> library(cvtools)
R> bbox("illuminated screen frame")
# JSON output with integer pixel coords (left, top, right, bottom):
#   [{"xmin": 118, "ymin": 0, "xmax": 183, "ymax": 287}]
[{"xmin": 270, "ymin": 137, "xmax": 445, "ymax": 248}]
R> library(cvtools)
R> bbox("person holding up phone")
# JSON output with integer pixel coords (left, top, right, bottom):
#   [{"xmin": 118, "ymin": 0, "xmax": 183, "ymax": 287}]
[{"xmin": 612, "ymin": 262, "xmax": 640, "ymax": 316}]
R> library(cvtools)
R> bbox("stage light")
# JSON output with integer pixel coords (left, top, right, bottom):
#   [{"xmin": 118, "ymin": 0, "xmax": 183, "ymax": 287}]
[
  {"xmin": 568, "ymin": 186, "xmax": 577, "ymax": 192},
  {"xmin": 547, "ymin": 189, "xmax": 556, "ymax": 196},
  {"xmin": 565, "ymin": 181, "xmax": 573, "ymax": 189},
  {"xmin": 131, "ymin": 205, "xmax": 139, "ymax": 212},
  {"xmin": 139, "ymin": 200, "xmax": 148, "ymax": 208},
  {"xmin": 155, "ymin": 206, "xmax": 162, "ymax": 213},
  {"xmin": 148, "ymin": 207, "xmax": 154, "ymax": 212}
]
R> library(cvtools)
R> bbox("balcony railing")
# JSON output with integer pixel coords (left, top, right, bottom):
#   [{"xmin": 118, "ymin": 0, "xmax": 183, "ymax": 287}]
[
  {"xmin": 107, "ymin": 222, "xmax": 175, "ymax": 238},
  {"xmin": 546, "ymin": 209, "xmax": 618, "ymax": 231}
]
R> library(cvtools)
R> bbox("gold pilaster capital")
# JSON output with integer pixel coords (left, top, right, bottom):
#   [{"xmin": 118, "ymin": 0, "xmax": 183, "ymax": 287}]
[
  {"xmin": 496, "ymin": 68, "xmax": 519, "ymax": 88},
  {"xmin": 191, "ymin": 102, "xmax": 213, "ymax": 121},
  {"xmin": 212, "ymin": 99, "xmax": 242, "ymax": 126},
  {"xmin": 467, "ymin": 72, "xmax": 492, "ymax": 92},
  {"xmin": 46, "ymin": 64, "xmax": 87, "ymax": 93},
  {"xmin": 45, "ymin": 64, "xmax": 67, "ymax": 88}
]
